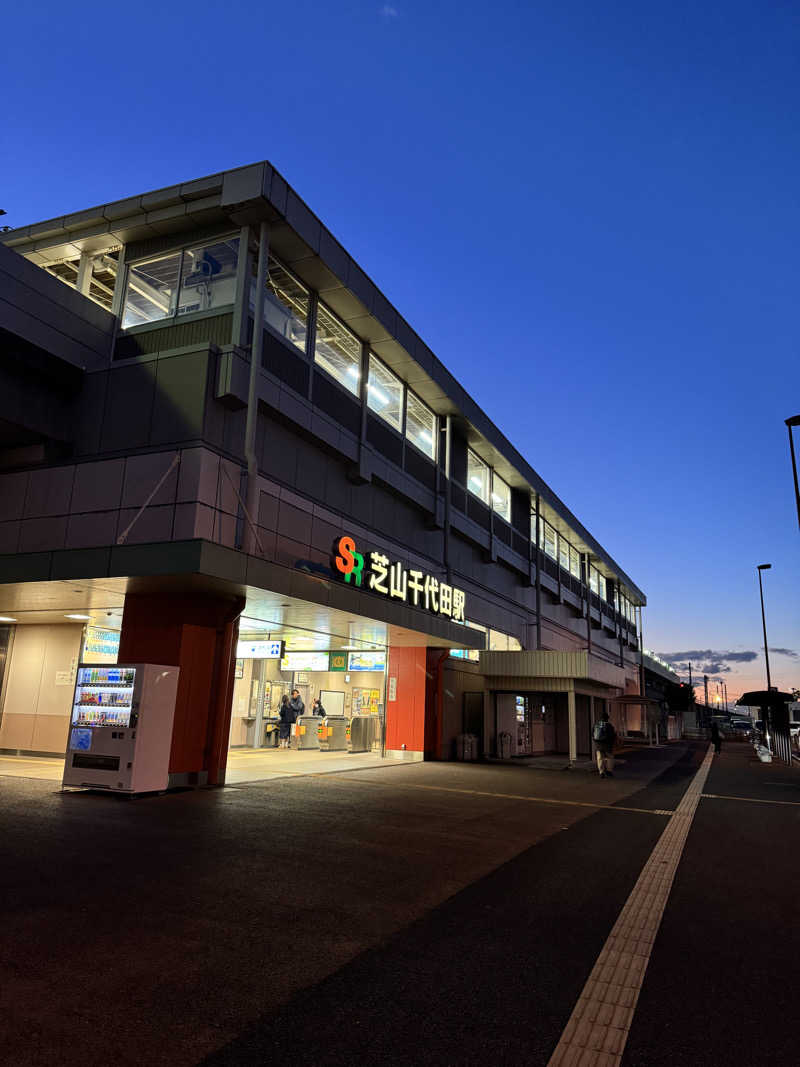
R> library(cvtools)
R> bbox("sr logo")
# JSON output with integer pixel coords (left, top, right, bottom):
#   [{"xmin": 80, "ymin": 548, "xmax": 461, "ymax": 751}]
[{"xmin": 333, "ymin": 535, "xmax": 364, "ymax": 586}]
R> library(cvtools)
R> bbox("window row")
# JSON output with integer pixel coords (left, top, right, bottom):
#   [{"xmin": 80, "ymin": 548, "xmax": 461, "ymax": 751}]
[
  {"xmin": 467, "ymin": 450, "xmax": 511, "ymax": 521},
  {"xmin": 450, "ymin": 622, "xmax": 523, "ymax": 662},
  {"xmin": 122, "ymin": 242, "xmax": 437, "ymax": 461},
  {"xmin": 537, "ymin": 517, "xmax": 582, "ymax": 579}
]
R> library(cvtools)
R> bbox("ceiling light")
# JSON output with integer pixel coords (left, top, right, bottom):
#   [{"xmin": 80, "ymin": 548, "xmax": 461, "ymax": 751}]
[
  {"xmin": 64, "ymin": 614, "xmax": 91, "ymax": 621},
  {"xmin": 0, "ymin": 616, "xmax": 17, "ymax": 623}
]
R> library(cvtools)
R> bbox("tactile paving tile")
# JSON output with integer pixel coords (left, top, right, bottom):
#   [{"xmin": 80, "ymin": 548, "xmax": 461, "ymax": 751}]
[{"xmin": 547, "ymin": 746, "xmax": 714, "ymax": 1067}]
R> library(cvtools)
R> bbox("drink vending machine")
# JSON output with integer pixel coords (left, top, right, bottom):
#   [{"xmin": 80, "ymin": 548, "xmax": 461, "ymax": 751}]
[{"xmin": 62, "ymin": 663, "xmax": 179, "ymax": 794}]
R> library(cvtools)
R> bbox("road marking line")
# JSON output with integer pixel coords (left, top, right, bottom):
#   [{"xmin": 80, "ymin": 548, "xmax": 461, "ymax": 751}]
[
  {"xmin": 702, "ymin": 792, "xmax": 800, "ymax": 807},
  {"xmin": 321, "ymin": 775, "xmax": 674, "ymax": 817},
  {"xmin": 547, "ymin": 745, "xmax": 714, "ymax": 1067}
]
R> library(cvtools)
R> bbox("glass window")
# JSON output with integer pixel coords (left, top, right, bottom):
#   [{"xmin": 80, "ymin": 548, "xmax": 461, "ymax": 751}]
[
  {"xmin": 122, "ymin": 252, "xmax": 182, "ymax": 328},
  {"xmin": 589, "ymin": 567, "xmax": 599, "ymax": 595},
  {"xmin": 489, "ymin": 629, "xmax": 509, "ymax": 651},
  {"xmin": 569, "ymin": 545, "xmax": 581, "ymax": 578},
  {"xmin": 367, "ymin": 355, "xmax": 403, "ymax": 431},
  {"xmin": 541, "ymin": 519, "xmax": 557, "ymax": 559},
  {"xmin": 508, "ymin": 635, "xmax": 522, "ymax": 652},
  {"xmin": 262, "ymin": 256, "xmax": 309, "ymax": 353},
  {"xmin": 491, "ymin": 473, "xmax": 511, "ymax": 521},
  {"xmin": 598, "ymin": 573, "xmax": 607, "ymax": 601},
  {"xmin": 450, "ymin": 620, "xmax": 486, "ymax": 662},
  {"xmin": 405, "ymin": 391, "xmax": 436, "ymax": 458},
  {"xmin": 314, "ymin": 302, "xmax": 362, "ymax": 395},
  {"xmin": 467, "ymin": 450, "xmax": 490, "ymax": 503},
  {"xmin": 530, "ymin": 510, "xmax": 538, "ymax": 545},
  {"xmin": 559, "ymin": 537, "xmax": 569, "ymax": 572},
  {"xmin": 177, "ymin": 237, "xmax": 239, "ymax": 316}
]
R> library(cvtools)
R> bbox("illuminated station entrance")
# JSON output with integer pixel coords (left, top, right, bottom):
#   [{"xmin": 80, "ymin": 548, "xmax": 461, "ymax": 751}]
[{"xmin": 0, "ymin": 577, "xmax": 475, "ymax": 786}]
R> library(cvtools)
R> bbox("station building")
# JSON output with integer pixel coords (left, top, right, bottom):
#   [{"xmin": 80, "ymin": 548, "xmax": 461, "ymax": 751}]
[{"xmin": 0, "ymin": 161, "xmax": 646, "ymax": 786}]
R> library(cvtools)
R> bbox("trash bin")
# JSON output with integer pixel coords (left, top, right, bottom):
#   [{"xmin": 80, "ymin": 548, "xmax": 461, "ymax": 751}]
[
  {"xmin": 318, "ymin": 716, "xmax": 348, "ymax": 751},
  {"xmin": 498, "ymin": 731, "xmax": 513, "ymax": 759},
  {"xmin": 455, "ymin": 733, "xmax": 478, "ymax": 761},
  {"xmin": 290, "ymin": 715, "xmax": 321, "ymax": 751}
]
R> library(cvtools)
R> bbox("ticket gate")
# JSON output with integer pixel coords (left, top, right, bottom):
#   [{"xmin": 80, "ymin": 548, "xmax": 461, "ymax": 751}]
[
  {"xmin": 318, "ymin": 716, "xmax": 348, "ymax": 751},
  {"xmin": 348, "ymin": 714, "xmax": 380, "ymax": 753},
  {"xmin": 290, "ymin": 715, "xmax": 320, "ymax": 751}
]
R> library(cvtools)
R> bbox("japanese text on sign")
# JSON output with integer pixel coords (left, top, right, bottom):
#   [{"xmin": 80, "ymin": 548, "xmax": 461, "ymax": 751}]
[{"xmin": 333, "ymin": 535, "xmax": 465, "ymax": 622}]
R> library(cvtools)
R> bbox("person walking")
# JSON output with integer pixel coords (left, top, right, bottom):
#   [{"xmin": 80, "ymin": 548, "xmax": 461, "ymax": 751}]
[
  {"xmin": 710, "ymin": 720, "xmax": 722, "ymax": 755},
  {"xmin": 592, "ymin": 710, "xmax": 617, "ymax": 778}
]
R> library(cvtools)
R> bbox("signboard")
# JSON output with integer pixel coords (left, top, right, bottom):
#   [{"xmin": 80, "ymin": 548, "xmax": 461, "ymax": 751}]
[
  {"xmin": 332, "ymin": 535, "xmax": 466, "ymax": 622},
  {"xmin": 347, "ymin": 650, "xmax": 386, "ymax": 672},
  {"xmin": 83, "ymin": 626, "xmax": 120, "ymax": 663},
  {"xmin": 236, "ymin": 640, "xmax": 284, "ymax": 660},
  {"xmin": 388, "ymin": 676, "xmax": 397, "ymax": 702},
  {"xmin": 329, "ymin": 651, "xmax": 348, "ymax": 672},
  {"xmin": 280, "ymin": 651, "xmax": 330, "ymax": 672}
]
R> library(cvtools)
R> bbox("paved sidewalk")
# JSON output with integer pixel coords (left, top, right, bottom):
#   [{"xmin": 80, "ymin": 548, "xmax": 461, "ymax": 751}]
[{"xmin": 622, "ymin": 741, "xmax": 800, "ymax": 1066}]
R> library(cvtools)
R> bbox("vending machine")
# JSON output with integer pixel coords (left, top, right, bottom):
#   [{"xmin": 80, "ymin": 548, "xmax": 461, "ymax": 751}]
[{"xmin": 62, "ymin": 663, "xmax": 179, "ymax": 794}]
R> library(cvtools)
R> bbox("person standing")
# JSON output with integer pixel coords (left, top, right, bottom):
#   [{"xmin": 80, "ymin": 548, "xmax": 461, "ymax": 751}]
[
  {"xmin": 710, "ymin": 720, "xmax": 722, "ymax": 755},
  {"xmin": 278, "ymin": 694, "xmax": 293, "ymax": 749},
  {"xmin": 312, "ymin": 697, "xmax": 326, "ymax": 717},
  {"xmin": 592, "ymin": 710, "xmax": 617, "ymax": 778},
  {"xmin": 289, "ymin": 688, "xmax": 305, "ymax": 720}
]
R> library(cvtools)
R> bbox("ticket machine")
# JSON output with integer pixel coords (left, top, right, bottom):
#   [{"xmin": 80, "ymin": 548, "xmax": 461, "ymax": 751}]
[{"xmin": 62, "ymin": 663, "xmax": 179, "ymax": 794}]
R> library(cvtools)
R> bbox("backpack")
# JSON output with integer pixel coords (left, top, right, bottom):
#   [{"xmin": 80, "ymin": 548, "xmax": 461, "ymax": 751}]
[{"xmin": 593, "ymin": 720, "xmax": 611, "ymax": 743}]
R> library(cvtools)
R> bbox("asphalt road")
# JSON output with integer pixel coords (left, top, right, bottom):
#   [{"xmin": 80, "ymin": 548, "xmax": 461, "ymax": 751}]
[{"xmin": 2, "ymin": 741, "xmax": 794, "ymax": 1066}]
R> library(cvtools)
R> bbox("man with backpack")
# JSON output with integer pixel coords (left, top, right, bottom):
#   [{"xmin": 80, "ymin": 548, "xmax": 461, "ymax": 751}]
[{"xmin": 592, "ymin": 710, "xmax": 617, "ymax": 778}]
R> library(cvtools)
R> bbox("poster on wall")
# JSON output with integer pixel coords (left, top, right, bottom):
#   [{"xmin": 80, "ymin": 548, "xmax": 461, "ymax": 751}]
[
  {"xmin": 347, "ymin": 650, "xmax": 386, "ymax": 672},
  {"xmin": 234, "ymin": 658, "xmax": 244, "ymax": 679}
]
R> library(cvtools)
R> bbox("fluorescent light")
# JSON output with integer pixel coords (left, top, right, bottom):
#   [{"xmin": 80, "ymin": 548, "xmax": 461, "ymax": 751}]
[
  {"xmin": 469, "ymin": 476, "xmax": 483, "ymax": 489},
  {"xmin": 64, "ymin": 614, "xmax": 91, "ymax": 621},
  {"xmin": 368, "ymin": 384, "xmax": 389, "ymax": 405},
  {"xmin": 419, "ymin": 431, "xmax": 433, "ymax": 445},
  {"xmin": 347, "ymin": 366, "xmax": 360, "ymax": 379},
  {"xmin": 0, "ymin": 616, "xmax": 17, "ymax": 623}
]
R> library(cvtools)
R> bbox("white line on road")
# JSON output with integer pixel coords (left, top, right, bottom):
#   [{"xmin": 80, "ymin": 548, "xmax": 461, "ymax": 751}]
[{"xmin": 547, "ymin": 745, "xmax": 714, "ymax": 1067}]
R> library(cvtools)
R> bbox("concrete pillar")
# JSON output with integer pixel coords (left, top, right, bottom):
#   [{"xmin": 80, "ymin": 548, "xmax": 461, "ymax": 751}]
[
  {"xmin": 117, "ymin": 591, "xmax": 245, "ymax": 786},
  {"xmin": 76, "ymin": 252, "xmax": 93, "ymax": 296},
  {"xmin": 567, "ymin": 688, "xmax": 578, "ymax": 762}
]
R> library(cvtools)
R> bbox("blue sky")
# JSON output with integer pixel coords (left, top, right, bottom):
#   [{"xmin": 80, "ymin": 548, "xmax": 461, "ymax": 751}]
[{"xmin": 3, "ymin": 0, "xmax": 798, "ymax": 700}]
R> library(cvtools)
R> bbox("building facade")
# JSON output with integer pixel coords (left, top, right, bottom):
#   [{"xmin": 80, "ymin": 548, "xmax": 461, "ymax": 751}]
[{"xmin": 0, "ymin": 161, "xmax": 646, "ymax": 785}]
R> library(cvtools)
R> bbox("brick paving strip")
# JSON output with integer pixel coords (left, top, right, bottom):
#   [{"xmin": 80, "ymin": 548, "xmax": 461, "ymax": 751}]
[{"xmin": 547, "ymin": 745, "xmax": 715, "ymax": 1067}]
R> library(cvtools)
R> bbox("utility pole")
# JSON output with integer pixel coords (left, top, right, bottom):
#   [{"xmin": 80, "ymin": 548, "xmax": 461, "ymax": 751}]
[{"xmin": 704, "ymin": 675, "xmax": 709, "ymax": 724}]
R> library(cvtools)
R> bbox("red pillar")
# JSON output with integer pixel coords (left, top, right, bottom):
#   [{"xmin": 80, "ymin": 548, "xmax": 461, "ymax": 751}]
[
  {"xmin": 385, "ymin": 647, "xmax": 428, "ymax": 758},
  {"xmin": 117, "ymin": 591, "xmax": 245, "ymax": 786}
]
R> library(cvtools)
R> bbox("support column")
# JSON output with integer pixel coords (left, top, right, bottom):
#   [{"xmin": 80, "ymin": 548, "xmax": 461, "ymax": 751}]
[
  {"xmin": 117, "ymin": 591, "xmax": 245, "ymax": 787},
  {"xmin": 385, "ymin": 646, "xmax": 427, "ymax": 760},
  {"xmin": 567, "ymin": 687, "xmax": 578, "ymax": 763}
]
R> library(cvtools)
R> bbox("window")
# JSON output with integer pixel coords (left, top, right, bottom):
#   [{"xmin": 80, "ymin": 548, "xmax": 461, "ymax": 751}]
[
  {"xmin": 589, "ymin": 567, "xmax": 599, "ymax": 595},
  {"xmin": 122, "ymin": 238, "xmax": 240, "ymax": 329},
  {"xmin": 491, "ymin": 473, "xmax": 511, "ymax": 521},
  {"xmin": 314, "ymin": 302, "xmax": 362, "ymax": 395},
  {"xmin": 122, "ymin": 251, "xmax": 181, "ymax": 328},
  {"xmin": 598, "ymin": 573, "xmax": 607, "ymax": 601},
  {"xmin": 540, "ymin": 519, "xmax": 557, "ymax": 560},
  {"xmin": 262, "ymin": 256, "xmax": 309, "ymax": 353},
  {"xmin": 367, "ymin": 355, "xmax": 403, "ymax": 431},
  {"xmin": 489, "ymin": 629, "xmax": 509, "ymax": 651},
  {"xmin": 405, "ymin": 390, "xmax": 436, "ymax": 458},
  {"xmin": 559, "ymin": 537, "xmax": 570, "ymax": 572},
  {"xmin": 467, "ymin": 450, "xmax": 490, "ymax": 503},
  {"xmin": 569, "ymin": 545, "xmax": 581, "ymax": 579},
  {"xmin": 508, "ymin": 634, "xmax": 522, "ymax": 652},
  {"xmin": 450, "ymin": 620, "xmax": 487, "ymax": 662}
]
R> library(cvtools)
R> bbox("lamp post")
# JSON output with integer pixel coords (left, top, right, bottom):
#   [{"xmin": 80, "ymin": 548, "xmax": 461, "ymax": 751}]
[
  {"xmin": 757, "ymin": 564, "xmax": 772, "ymax": 691},
  {"xmin": 786, "ymin": 416, "xmax": 800, "ymax": 532}
]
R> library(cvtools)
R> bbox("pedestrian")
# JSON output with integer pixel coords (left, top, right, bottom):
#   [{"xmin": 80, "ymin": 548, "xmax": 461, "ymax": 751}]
[
  {"xmin": 278, "ymin": 694, "xmax": 293, "ymax": 749},
  {"xmin": 312, "ymin": 697, "xmax": 326, "ymax": 717},
  {"xmin": 710, "ymin": 720, "xmax": 722, "ymax": 755},
  {"xmin": 592, "ymin": 710, "xmax": 617, "ymax": 778},
  {"xmin": 289, "ymin": 688, "xmax": 305, "ymax": 719}
]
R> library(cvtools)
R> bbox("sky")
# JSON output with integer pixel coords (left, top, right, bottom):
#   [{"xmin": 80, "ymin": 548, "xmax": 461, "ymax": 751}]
[{"xmin": 2, "ymin": 0, "xmax": 798, "ymax": 703}]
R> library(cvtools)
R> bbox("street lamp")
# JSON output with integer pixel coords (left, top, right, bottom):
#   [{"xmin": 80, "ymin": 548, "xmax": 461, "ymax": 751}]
[
  {"xmin": 787, "ymin": 416, "xmax": 800, "ymax": 532},
  {"xmin": 757, "ymin": 564, "xmax": 772, "ymax": 691}
]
